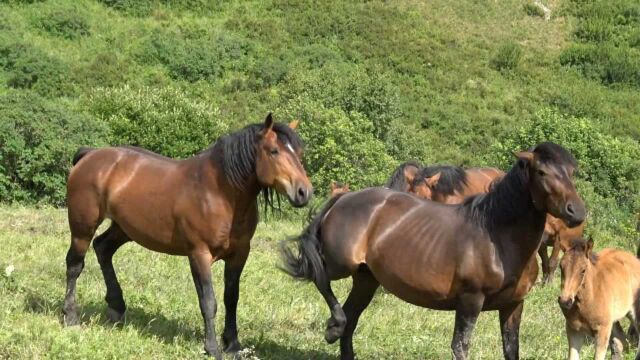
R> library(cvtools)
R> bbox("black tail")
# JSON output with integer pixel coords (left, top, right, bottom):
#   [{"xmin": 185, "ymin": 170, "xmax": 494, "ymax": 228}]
[
  {"xmin": 280, "ymin": 193, "xmax": 345, "ymax": 283},
  {"xmin": 72, "ymin": 147, "xmax": 94, "ymax": 166}
]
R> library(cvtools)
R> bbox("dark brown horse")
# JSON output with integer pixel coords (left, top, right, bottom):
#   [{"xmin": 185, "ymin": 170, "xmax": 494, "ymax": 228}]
[
  {"xmin": 63, "ymin": 114, "xmax": 312, "ymax": 359},
  {"xmin": 411, "ymin": 165, "xmax": 504, "ymax": 203},
  {"xmin": 281, "ymin": 142, "xmax": 585, "ymax": 360},
  {"xmin": 385, "ymin": 160, "xmax": 422, "ymax": 193}
]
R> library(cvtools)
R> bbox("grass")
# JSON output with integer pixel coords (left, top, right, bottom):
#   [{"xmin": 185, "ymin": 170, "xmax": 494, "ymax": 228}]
[{"xmin": 1, "ymin": 205, "xmax": 637, "ymax": 359}]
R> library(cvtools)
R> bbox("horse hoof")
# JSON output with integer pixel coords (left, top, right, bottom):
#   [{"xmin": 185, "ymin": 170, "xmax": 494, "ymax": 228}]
[
  {"xmin": 106, "ymin": 307, "xmax": 125, "ymax": 323},
  {"xmin": 203, "ymin": 347, "xmax": 223, "ymax": 360},
  {"xmin": 324, "ymin": 316, "xmax": 346, "ymax": 344},
  {"xmin": 223, "ymin": 339, "xmax": 242, "ymax": 354},
  {"xmin": 63, "ymin": 312, "xmax": 80, "ymax": 326}
]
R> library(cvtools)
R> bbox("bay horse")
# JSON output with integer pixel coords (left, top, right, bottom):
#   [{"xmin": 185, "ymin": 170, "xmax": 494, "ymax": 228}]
[
  {"xmin": 411, "ymin": 165, "xmax": 504, "ymax": 204},
  {"xmin": 329, "ymin": 181, "xmax": 350, "ymax": 198},
  {"xmin": 281, "ymin": 142, "xmax": 585, "ymax": 360},
  {"xmin": 385, "ymin": 160, "xmax": 422, "ymax": 193},
  {"xmin": 63, "ymin": 114, "xmax": 312, "ymax": 359},
  {"xmin": 558, "ymin": 238, "xmax": 640, "ymax": 360},
  {"xmin": 538, "ymin": 214, "xmax": 585, "ymax": 285}
]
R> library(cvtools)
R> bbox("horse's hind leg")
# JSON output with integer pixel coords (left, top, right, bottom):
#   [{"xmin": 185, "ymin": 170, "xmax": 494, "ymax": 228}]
[
  {"xmin": 93, "ymin": 223, "xmax": 130, "ymax": 323},
  {"xmin": 63, "ymin": 204, "xmax": 102, "ymax": 326},
  {"xmin": 339, "ymin": 266, "xmax": 379, "ymax": 360},
  {"xmin": 538, "ymin": 237, "xmax": 550, "ymax": 285},
  {"xmin": 610, "ymin": 321, "xmax": 626, "ymax": 360}
]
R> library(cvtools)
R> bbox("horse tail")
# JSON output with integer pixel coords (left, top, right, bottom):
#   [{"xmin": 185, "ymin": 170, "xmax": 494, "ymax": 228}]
[
  {"xmin": 72, "ymin": 147, "xmax": 94, "ymax": 166},
  {"xmin": 279, "ymin": 193, "xmax": 345, "ymax": 283}
]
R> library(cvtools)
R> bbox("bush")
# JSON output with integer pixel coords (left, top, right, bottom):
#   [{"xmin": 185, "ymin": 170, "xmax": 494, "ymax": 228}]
[
  {"xmin": 139, "ymin": 29, "xmax": 256, "ymax": 82},
  {"xmin": 490, "ymin": 41, "xmax": 523, "ymax": 72},
  {"xmin": 487, "ymin": 109, "xmax": 640, "ymax": 208},
  {"xmin": 75, "ymin": 52, "xmax": 131, "ymax": 89},
  {"xmin": 0, "ymin": 91, "xmax": 108, "ymax": 205},
  {"xmin": 279, "ymin": 98, "xmax": 395, "ymax": 193},
  {"xmin": 281, "ymin": 64, "xmax": 400, "ymax": 140},
  {"xmin": 523, "ymin": 3, "xmax": 545, "ymax": 18},
  {"xmin": 0, "ymin": 41, "xmax": 73, "ymax": 97},
  {"xmin": 575, "ymin": 18, "xmax": 614, "ymax": 42},
  {"xmin": 36, "ymin": 6, "xmax": 90, "ymax": 39},
  {"xmin": 560, "ymin": 43, "xmax": 640, "ymax": 87},
  {"xmin": 85, "ymin": 85, "xmax": 228, "ymax": 158},
  {"xmin": 98, "ymin": 0, "xmax": 220, "ymax": 16}
]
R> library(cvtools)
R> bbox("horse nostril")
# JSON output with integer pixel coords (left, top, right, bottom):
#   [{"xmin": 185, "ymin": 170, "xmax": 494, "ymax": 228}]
[
  {"xmin": 566, "ymin": 202, "xmax": 575, "ymax": 216},
  {"xmin": 297, "ymin": 187, "xmax": 306, "ymax": 200}
]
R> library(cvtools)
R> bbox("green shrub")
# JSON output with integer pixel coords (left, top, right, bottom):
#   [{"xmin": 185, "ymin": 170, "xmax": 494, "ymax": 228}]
[
  {"xmin": 523, "ymin": 3, "xmax": 545, "ymax": 18},
  {"xmin": 36, "ymin": 6, "xmax": 90, "ymax": 39},
  {"xmin": 280, "ymin": 98, "xmax": 395, "ymax": 193},
  {"xmin": 0, "ymin": 91, "xmax": 108, "ymax": 205},
  {"xmin": 487, "ymin": 108, "xmax": 640, "ymax": 208},
  {"xmin": 0, "ymin": 41, "xmax": 73, "ymax": 97},
  {"xmin": 85, "ymin": 85, "xmax": 228, "ymax": 158},
  {"xmin": 139, "ymin": 29, "xmax": 256, "ymax": 82},
  {"xmin": 281, "ymin": 63, "xmax": 400, "ymax": 140},
  {"xmin": 575, "ymin": 18, "xmax": 614, "ymax": 42},
  {"xmin": 490, "ymin": 41, "xmax": 522, "ymax": 72},
  {"xmin": 560, "ymin": 43, "xmax": 640, "ymax": 87},
  {"xmin": 98, "ymin": 0, "xmax": 220, "ymax": 16},
  {"xmin": 75, "ymin": 52, "xmax": 131, "ymax": 89}
]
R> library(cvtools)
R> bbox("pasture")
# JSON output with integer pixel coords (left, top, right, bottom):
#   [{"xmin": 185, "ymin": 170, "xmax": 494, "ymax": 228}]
[{"xmin": 0, "ymin": 205, "xmax": 635, "ymax": 359}]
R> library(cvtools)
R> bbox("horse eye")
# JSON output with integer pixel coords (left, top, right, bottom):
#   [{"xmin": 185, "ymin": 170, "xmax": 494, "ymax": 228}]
[
  {"xmin": 270, "ymin": 148, "xmax": 279, "ymax": 155},
  {"xmin": 537, "ymin": 170, "xmax": 545, "ymax": 176}
]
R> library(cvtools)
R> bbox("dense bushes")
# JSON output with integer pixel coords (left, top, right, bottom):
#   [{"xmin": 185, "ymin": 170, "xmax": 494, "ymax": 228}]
[
  {"xmin": 86, "ymin": 85, "xmax": 227, "ymax": 158},
  {"xmin": 36, "ymin": 5, "xmax": 91, "ymax": 39},
  {"xmin": 0, "ymin": 41, "xmax": 73, "ymax": 97},
  {"xmin": 490, "ymin": 41, "xmax": 523, "ymax": 72},
  {"xmin": 0, "ymin": 92, "xmax": 108, "ymax": 205}
]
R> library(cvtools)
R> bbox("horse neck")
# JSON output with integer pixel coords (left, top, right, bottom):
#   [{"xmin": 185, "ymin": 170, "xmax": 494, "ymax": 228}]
[
  {"xmin": 475, "ymin": 166, "xmax": 547, "ymax": 254},
  {"xmin": 577, "ymin": 262, "xmax": 596, "ymax": 305}
]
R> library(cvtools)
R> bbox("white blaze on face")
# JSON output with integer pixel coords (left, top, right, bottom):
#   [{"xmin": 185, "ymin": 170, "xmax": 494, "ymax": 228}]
[{"xmin": 285, "ymin": 142, "xmax": 295, "ymax": 154}]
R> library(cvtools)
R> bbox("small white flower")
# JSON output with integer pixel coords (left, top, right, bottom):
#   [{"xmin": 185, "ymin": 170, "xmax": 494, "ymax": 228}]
[{"xmin": 5, "ymin": 265, "xmax": 14, "ymax": 277}]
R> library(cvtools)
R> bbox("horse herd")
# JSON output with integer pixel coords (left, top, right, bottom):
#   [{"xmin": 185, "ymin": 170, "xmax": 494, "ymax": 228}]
[{"xmin": 61, "ymin": 114, "xmax": 640, "ymax": 360}]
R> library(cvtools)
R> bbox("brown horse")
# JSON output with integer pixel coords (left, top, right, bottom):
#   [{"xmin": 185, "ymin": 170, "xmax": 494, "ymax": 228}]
[
  {"xmin": 559, "ymin": 238, "xmax": 640, "ymax": 360},
  {"xmin": 282, "ymin": 142, "xmax": 585, "ymax": 359},
  {"xmin": 538, "ymin": 214, "xmax": 585, "ymax": 285},
  {"xmin": 411, "ymin": 165, "xmax": 504, "ymax": 204},
  {"xmin": 63, "ymin": 114, "xmax": 312, "ymax": 359},
  {"xmin": 385, "ymin": 160, "xmax": 422, "ymax": 193},
  {"xmin": 329, "ymin": 181, "xmax": 350, "ymax": 197}
]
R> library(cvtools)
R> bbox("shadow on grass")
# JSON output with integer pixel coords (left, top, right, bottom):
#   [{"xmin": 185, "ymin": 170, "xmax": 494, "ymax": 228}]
[
  {"xmin": 23, "ymin": 291, "xmax": 334, "ymax": 359},
  {"xmin": 23, "ymin": 291, "xmax": 197, "ymax": 344}
]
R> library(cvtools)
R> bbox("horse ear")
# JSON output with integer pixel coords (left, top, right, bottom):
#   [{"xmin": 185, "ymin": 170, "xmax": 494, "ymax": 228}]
[
  {"xmin": 586, "ymin": 237, "xmax": 594, "ymax": 257},
  {"xmin": 426, "ymin": 172, "xmax": 441, "ymax": 187},
  {"xmin": 330, "ymin": 181, "xmax": 337, "ymax": 191},
  {"xmin": 403, "ymin": 167, "xmax": 418, "ymax": 185},
  {"xmin": 513, "ymin": 151, "xmax": 534, "ymax": 168},
  {"xmin": 288, "ymin": 119, "xmax": 299, "ymax": 130},
  {"xmin": 264, "ymin": 113, "xmax": 274, "ymax": 130},
  {"xmin": 344, "ymin": 184, "xmax": 349, "ymax": 191}
]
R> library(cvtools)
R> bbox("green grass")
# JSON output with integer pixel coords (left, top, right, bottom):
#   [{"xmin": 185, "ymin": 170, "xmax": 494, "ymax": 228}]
[{"xmin": 1, "ymin": 205, "xmax": 637, "ymax": 359}]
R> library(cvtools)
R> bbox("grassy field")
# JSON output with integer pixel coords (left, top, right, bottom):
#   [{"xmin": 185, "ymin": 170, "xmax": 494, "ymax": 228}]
[{"xmin": 0, "ymin": 205, "xmax": 637, "ymax": 359}]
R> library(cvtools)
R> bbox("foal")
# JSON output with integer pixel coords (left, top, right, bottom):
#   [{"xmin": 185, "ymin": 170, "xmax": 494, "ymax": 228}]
[
  {"xmin": 559, "ymin": 238, "xmax": 640, "ymax": 360},
  {"xmin": 411, "ymin": 165, "xmax": 504, "ymax": 203},
  {"xmin": 64, "ymin": 114, "xmax": 312, "ymax": 359},
  {"xmin": 539, "ymin": 214, "xmax": 585, "ymax": 284}
]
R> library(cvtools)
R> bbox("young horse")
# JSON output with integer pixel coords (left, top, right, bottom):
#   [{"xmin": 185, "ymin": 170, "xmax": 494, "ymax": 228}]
[
  {"xmin": 411, "ymin": 165, "xmax": 504, "ymax": 204},
  {"xmin": 281, "ymin": 142, "xmax": 585, "ymax": 360},
  {"xmin": 538, "ymin": 214, "xmax": 585, "ymax": 285},
  {"xmin": 329, "ymin": 181, "xmax": 350, "ymax": 197},
  {"xmin": 559, "ymin": 238, "xmax": 640, "ymax": 360},
  {"xmin": 385, "ymin": 160, "xmax": 422, "ymax": 193},
  {"xmin": 64, "ymin": 114, "xmax": 312, "ymax": 359}
]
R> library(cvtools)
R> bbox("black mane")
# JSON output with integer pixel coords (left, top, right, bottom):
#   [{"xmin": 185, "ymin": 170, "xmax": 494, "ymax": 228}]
[
  {"xmin": 460, "ymin": 142, "xmax": 575, "ymax": 231},
  {"xmin": 208, "ymin": 121, "xmax": 303, "ymax": 213},
  {"xmin": 386, "ymin": 161, "xmax": 422, "ymax": 191},
  {"xmin": 416, "ymin": 165, "xmax": 467, "ymax": 195},
  {"xmin": 212, "ymin": 122, "xmax": 303, "ymax": 190}
]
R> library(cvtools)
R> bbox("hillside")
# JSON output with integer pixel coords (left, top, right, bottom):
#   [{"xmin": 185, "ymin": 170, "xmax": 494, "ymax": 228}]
[{"xmin": 0, "ymin": 0, "xmax": 639, "ymax": 243}]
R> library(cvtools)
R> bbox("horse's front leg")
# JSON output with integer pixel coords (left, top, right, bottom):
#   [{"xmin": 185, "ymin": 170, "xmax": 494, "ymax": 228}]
[
  {"xmin": 188, "ymin": 252, "xmax": 222, "ymax": 359},
  {"xmin": 451, "ymin": 293, "xmax": 484, "ymax": 360},
  {"xmin": 222, "ymin": 248, "xmax": 249, "ymax": 354},
  {"xmin": 499, "ymin": 301, "xmax": 523, "ymax": 360}
]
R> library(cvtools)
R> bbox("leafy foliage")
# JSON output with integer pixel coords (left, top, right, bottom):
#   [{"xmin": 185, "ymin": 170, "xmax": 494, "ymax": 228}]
[
  {"xmin": 0, "ymin": 91, "xmax": 108, "ymax": 205},
  {"xmin": 86, "ymin": 85, "xmax": 227, "ymax": 158}
]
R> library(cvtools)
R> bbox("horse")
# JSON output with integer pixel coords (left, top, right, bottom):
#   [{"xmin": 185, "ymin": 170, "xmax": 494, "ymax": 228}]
[
  {"xmin": 329, "ymin": 181, "xmax": 350, "ymax": 197},
  {"xmin": 410, "ymin": 165, "xmax": 504, "ymax": 204},
  {"xmin": 63, "ymin": 114, "xmax": 312, "ymax": 359},
  {"xmin": 281, "ymin": 142, "xmax": 585, "ymax": 360},
  {"xmin": 538, "ymin": 214, "xmax": 585, "ymax": 285},
  {"xmin": 558, "ymin": 238, "xmax": 640, "ymax": 360},
  {"xmin": 385, "ymin": 160, "xmax": 422, "ymax": 192},
  {"xmin": 411, "ymin": 164, "xmax": 581, "ymax": 285}
]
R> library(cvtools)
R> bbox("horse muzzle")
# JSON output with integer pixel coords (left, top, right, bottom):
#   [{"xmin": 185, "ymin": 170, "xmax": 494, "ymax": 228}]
[
  {"xmin": 288, "ymin": 182, "xmax": 312, "ymax": 208},
  {"xmin": 558, "ymin": 296, "xmax": 574, "ymax": 310}
]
